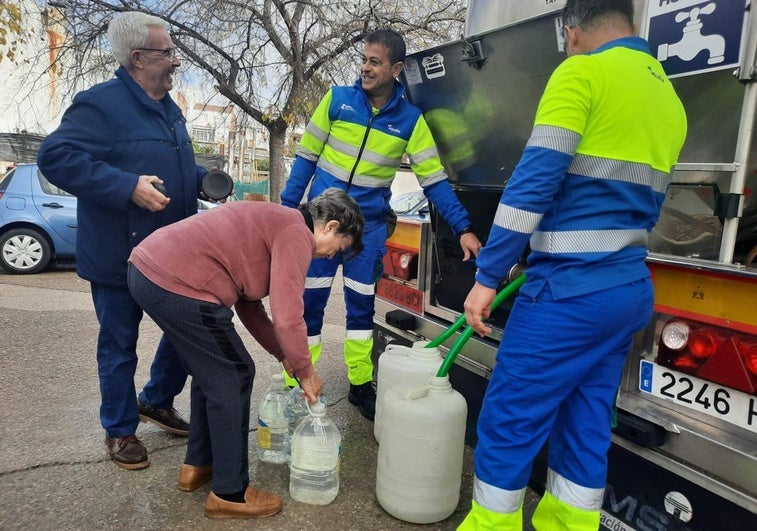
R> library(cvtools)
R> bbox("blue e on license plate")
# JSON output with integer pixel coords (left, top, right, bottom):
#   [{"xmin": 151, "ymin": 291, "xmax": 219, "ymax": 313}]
[{"xmin": 639, "ymin": 360, "xmax": 757, "ymax": 434}]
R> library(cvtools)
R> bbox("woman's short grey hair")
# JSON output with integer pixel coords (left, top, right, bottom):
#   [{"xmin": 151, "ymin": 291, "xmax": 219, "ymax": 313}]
[
  {"xmin": 306, "ymin": 188, "xmax": 364, "ymax": 255},
  {"xmin": 107, "ymin": 11, "xmax": 168, "ymax": 69}
]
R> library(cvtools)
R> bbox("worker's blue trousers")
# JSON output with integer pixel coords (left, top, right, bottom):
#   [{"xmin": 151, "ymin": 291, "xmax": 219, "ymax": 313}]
[
  {"xmin": 301, "ymin": 223, "xmax": 386, "ymax": 384},
  {"xmin": 472, "ymin": 279, "xmax": 653, "ymax": 514}
]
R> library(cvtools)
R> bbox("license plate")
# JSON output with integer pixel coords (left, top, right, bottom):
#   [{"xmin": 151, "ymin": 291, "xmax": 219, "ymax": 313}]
[
  {"xmin": 376, "ymin": 277, "xmax": 423, "ymax": 313},
  {"xmin": 639, "ymin": 360, "xmax": 757, "ymax": 434}
]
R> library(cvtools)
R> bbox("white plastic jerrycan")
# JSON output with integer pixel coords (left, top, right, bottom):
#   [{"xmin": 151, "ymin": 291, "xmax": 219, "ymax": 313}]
[
  {"xmin": 374, "ymin": 341, "xmax": 443, "ymax": 442},
  {"xmin": 376, "ymin": 375, "xmax": 467, "ymax": 524}
]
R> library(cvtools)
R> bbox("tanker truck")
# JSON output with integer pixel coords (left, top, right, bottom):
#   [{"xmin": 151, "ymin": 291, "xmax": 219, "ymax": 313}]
[{"xmin": 373, "ymin": 1, "xmax": 757, "ymax": 528}]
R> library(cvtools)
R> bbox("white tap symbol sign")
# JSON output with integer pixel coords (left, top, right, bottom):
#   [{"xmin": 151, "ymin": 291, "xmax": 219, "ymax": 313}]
[{"xmin": 657, "ymin": 2, "xmax": 725, "ymax": 65}]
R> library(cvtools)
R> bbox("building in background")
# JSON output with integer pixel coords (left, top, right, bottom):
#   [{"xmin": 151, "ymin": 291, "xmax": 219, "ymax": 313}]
[
  {"xmin": 184, "ymin": 99, "xmax": 270, "ymax": 183},
  {"xmin": 0, "ymin": 0, "xmax": 69, "ymax": 167},
  {"xmin": 0, "ymin": 2, "xmax": 300, "ymax": 192}
]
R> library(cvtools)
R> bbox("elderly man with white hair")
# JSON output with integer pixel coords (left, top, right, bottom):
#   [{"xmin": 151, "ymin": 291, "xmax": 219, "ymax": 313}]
[{"xmin": 38, "ymin": 11, "xmax": 208, "ymax": 471}]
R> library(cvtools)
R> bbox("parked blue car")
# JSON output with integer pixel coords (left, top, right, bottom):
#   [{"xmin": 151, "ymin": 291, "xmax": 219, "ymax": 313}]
[{"xmin": 0, "ymin": 163, "xmax": 77, "ymax": 274}]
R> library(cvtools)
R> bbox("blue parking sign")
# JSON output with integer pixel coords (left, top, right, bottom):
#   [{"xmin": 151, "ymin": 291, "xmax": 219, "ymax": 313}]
[{"xmin": 645, "ymin": 0, "xmax": 746, "ymax": 77}]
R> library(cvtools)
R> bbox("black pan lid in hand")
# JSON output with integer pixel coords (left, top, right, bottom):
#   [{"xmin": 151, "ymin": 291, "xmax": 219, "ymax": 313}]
[{"xmin": 202, "ymin": 170, "xmax": 234, "ymax": 201}]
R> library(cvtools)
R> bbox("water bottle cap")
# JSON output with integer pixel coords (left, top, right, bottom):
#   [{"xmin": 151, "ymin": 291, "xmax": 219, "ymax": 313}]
[
  {"xmin": 309, "ymin": 401, "xmax": 326, "ymax": 415},
  {"xmin": 272, "ymin": 373, "xmax": 285, "ymax": 384}
]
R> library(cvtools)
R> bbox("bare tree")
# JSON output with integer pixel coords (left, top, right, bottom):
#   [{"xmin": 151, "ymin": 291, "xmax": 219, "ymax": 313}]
[
  {"xmin": 30, "ymin": 0, "xmax": 466, "ymax": 201},
  {"xmin": 0, "ymin": 1, "xmax": 25, "ymax": 64}
]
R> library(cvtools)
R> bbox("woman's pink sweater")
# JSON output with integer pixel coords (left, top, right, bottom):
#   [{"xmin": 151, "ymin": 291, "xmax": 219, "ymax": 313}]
[{"xmin": 129, "ymin": 201, "xmax": 316, "ymax": 379}]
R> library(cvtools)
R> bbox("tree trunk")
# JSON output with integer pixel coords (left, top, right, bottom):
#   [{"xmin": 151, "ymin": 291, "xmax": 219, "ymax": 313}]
[{"xmin": 267, "ymin": 118, "xmax": 289, "ymax": 204}]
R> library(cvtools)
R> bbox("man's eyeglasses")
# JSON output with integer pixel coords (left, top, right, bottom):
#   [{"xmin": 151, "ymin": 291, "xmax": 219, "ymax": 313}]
[{"xmin": 136, "ymin": 47, "xmax": 177, "ymax": 59}]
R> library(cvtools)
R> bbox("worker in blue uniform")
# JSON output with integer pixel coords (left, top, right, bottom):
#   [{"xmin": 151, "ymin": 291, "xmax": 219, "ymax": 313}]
[
  {"xmin": 459, "ymin": 0, "xmax": 687, "ymax": 529},
  {"xmin": 281, "ymin": 29, "xmax": 482, "ymax": 420}
]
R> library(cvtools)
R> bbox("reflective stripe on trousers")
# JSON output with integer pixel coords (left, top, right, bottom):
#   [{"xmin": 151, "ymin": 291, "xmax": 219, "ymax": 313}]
[{"xmin": 458, "ymin": 474, "xmax": 600, "ymax": 531}]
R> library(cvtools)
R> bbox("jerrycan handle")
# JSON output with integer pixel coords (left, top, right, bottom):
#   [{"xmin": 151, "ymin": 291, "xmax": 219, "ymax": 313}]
[
  {"xmin": 384, "ymin": 343, "xmax": 405, "ymax": 354},
  {"xmin": 403, "ymin": 385, "xmax": 430, "ymax": 401}
]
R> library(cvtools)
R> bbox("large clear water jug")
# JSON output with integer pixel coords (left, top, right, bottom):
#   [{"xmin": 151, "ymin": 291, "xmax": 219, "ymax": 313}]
[
  {"xmin": 256, "ymin": 373, "xmax": 289, "ymax": 464},
  {"xmin": 374, "ymin": 341, "xmax": 443, "ymax": 442},
  {"xmin": 376, "ymin": 375, "xmax": 467, "ymax": 523},
  {"xmin": 283, "ymin": 386, "xmax": 309, "ymax": 463},
  {"xmin": 289, "ymin": 400, "xmax": 341, "ymax": 505}
]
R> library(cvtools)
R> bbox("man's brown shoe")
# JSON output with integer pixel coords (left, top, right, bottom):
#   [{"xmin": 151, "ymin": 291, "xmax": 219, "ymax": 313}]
[
  {"xmin": 137, "ymin": 399, "xmax": 189, "ymax": 436},
  {"xmin": 105, "ymin": 435, "xmax": 149, "ymax": 470},
  {"xmin": 204, "ymin": 486, "xmax": 283, "ymax": 519},
  {"xmin": 178, "ymin": 464, "xmax": 213, "ymax": 492}
]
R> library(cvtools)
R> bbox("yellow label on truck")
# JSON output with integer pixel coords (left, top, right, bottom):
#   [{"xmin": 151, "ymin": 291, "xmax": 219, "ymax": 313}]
[
  {"xmin": 387, "ymin": 220, "xmax": 422, "ymax": 252},
  {"xmin": 651, "ymin": 263, "xmax": 757, "ymax": 334}
]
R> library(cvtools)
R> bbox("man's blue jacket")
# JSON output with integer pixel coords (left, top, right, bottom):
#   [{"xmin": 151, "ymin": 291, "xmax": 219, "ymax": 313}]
[{"xmin": 37, "ymin": 67, "xmax": 206, "ymax": 286}]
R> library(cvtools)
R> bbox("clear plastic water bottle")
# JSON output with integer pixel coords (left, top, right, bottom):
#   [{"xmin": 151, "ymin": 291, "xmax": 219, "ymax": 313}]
[
  {"xmin": 289, "ymin": 400, "xmax": 341, "ymax": 505},
  {"xmin": 257, "ymin": 373, "xmax": 289, "ymax": 464},
  {"xmin": 283, "ymin": 387, "xmax": 309, "ymax": 463}
]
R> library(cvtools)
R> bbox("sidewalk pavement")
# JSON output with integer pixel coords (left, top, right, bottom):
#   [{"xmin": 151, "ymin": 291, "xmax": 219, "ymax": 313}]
[{"xmin": 0, "ymin": 266, "xmax": 538, "ymax": 530}]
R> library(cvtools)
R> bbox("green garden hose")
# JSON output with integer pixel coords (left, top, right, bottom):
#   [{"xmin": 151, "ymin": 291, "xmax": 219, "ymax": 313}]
[{"xmin": 435, "ymin": 273, "xmax": 526, "ymax": 377}]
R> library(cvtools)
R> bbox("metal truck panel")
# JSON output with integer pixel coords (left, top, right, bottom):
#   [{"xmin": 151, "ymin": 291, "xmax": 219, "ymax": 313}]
[
  {"xmin": 380, "ymin": 1, "xmax": 757, "ymax": 526},
  {"xmin": 464, "ymin": 0, "xmax": 649, "ymax": 37}
]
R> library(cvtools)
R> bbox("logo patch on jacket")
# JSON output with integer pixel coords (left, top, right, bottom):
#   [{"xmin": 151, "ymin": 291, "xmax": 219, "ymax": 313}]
[
  {"xmin": 388, "ymin": 124, "xmax": 401, "ymax": 134},
  {"xmin": 340, "ymin": 103, "xmax": 355, "ymax": 113}
]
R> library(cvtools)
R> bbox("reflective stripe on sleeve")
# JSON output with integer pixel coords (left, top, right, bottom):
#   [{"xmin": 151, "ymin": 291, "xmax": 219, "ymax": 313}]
[
  {"xmin": 296, "ymin": 145, "xmax": 320, "ymax": 162},
  {"xmin": 530, "ymin": 228, "xmax": 648, "ymax": 254},
  {"xmin": 344, "ymin": 277, "xmax": 375, "ymax": 296},
  {"xmin": 307, "ymin": 335, "xmax": 322, "ymax": 347},
  {"xmin": 305, "ymin": 121, "xmax": 329, "ymax": 143},
  {"xmin": 417, "ymin": 170, "xmax": 448, "ymax": 187},
  {"xmin": 494, "ymin": 203, "xmax": 543, "ymax": 234},
  {"xmin": 408, "ymin": 145, "xmax": 441, "ymax": 165},
  {"xmin": 527, "ymin": 124, "xmax": 581, "ymax": 155}
]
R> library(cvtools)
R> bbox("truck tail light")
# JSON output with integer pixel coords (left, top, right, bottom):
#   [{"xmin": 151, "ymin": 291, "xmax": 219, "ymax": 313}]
[
  {"xmin": 661, "ymin": 321, "xmax": 689, "ymax": 350},
  {"xmin": 739, "ymin": 339, "xmax": 757, "ymax": 376},
  {"xmin": 688, "ymin": 328, "xmax": 724, "ymax": 359},
  {"xmin": 656, "ymin": 318, "xmax": 757, "ymax": 395}
]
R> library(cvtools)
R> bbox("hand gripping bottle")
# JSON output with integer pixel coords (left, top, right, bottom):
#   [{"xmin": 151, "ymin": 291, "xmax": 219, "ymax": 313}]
[
  {"xmin": 257, "ymin": 373, "xmax": 289, "ymax": 464},
  {"xmin": 289, "ymin": 400, "xmax": 341, "ymax": 505}
]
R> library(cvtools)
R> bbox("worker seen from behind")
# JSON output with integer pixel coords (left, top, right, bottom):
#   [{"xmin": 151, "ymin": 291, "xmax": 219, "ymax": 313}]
[
  {"xmin": 281, "ymin": 29, "xmax": 482, "ymax": 421},
  {"xmin": 459, "ymin": 0, "xmax": 687, "ymax": 529}
]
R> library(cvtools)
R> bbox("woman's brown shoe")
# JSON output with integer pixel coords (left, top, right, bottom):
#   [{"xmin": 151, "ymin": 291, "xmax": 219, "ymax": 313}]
[
  {"xmin": 178, "ymin": 464, "xmax": 213, "ymax": 492},
  {"xmin": 204, "ymin": 487, "xmax": 283, "ymax": 519}
]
